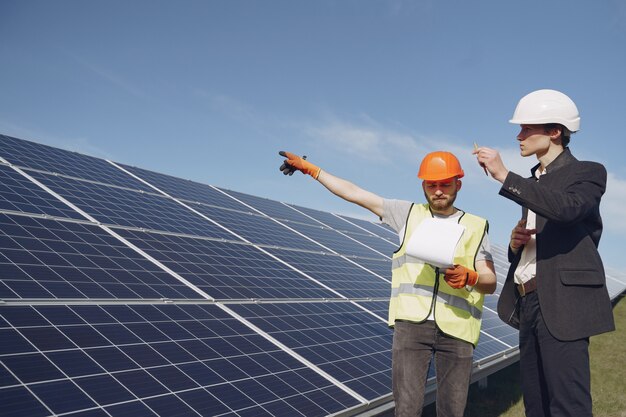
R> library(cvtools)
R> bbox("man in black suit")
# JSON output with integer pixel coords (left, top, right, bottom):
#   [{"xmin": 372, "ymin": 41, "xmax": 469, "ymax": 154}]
[{"xmin": 473, "ymin": 89, "xmax": 615, "ymax": 417}]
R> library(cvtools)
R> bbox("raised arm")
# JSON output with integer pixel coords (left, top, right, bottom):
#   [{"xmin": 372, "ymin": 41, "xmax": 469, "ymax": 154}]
[{"xmin": 279, "ymin": 151, "xmax": 384, "ymax": 218}]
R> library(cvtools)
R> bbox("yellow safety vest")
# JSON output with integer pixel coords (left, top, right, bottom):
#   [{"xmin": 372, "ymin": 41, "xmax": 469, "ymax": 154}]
[{"xmin": 389, "ymin": 203, "xmax": 488, "ymax": 346}]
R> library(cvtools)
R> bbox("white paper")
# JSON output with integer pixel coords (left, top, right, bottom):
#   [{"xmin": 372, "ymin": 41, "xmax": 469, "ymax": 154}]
[{"xmin": 405, "ymin": 218, "xmax": 465, "ymax": 268}]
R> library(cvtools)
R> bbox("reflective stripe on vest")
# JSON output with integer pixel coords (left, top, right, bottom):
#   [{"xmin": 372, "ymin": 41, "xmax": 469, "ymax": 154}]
[
  {"xmin": 390, "ymin": 283, "xmax": 483, "ymax": 320},
  {"xmin": 388, "ymin": 203, "xmax": 487, "ymax": 346}
]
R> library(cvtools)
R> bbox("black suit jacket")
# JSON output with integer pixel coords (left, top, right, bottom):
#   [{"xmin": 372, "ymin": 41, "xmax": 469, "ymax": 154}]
[{"xmin": 496, "ymin": 148, "xmax": 615, "ymax": 341}]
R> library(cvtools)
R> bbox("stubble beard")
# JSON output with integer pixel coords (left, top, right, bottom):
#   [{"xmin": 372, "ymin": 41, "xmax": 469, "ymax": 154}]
[{"xmin": 426, "ymin": 193, "xmax": 457, "ymax": 214}]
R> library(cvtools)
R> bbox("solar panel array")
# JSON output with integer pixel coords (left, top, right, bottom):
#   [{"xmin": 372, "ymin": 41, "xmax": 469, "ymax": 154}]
[{"xmin": 1, "ymin": 133, "xmax": 625, "ymax": 417}]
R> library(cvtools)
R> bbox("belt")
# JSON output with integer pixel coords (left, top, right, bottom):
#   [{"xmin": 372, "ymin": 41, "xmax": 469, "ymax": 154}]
[{"xmin": 516, "ymin": 277, "xmax": 537, "ymax": 297}]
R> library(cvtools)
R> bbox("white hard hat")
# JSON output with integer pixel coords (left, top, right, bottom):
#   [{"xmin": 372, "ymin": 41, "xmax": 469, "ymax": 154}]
[{"xmin": 509, "ymin": 89, "xmax": 580, "ymax": 132}]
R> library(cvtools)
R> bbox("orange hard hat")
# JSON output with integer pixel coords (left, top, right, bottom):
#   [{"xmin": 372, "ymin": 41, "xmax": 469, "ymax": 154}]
[{"xmin": 417, "ymin": 151, "xmax": 464, "ymax": 181}]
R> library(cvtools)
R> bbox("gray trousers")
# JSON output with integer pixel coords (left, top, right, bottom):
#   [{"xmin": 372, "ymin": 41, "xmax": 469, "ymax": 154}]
[{"xmin": 392, "ymin": 320, "xmax": 473, "ymax": 417}]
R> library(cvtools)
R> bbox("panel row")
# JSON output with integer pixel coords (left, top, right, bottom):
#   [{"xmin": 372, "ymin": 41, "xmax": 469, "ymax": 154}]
[{"xmin": 1, "ymin": 302, "xmax": 394, "ymax": 417}]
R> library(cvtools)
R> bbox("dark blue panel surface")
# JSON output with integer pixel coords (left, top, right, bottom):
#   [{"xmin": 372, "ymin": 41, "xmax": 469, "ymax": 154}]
[
  {"xmin": 336, "ymin": 214, "xmax": 399, "ymax": 240},
  {"xmin": 230, "ymin": 301, "xmax": 393, "ymax": 401},
  {"xmin": 287, "ymin": 204, "xmax": 376, "ymax": 235},
  {"xmin": 0, "ymin": 134, "xmax": 152, "ymax": 191},
  {"xmin": 0, "ymin": 213, "xmax": 200, "ymax": 299},
  {"xmin": 27, "ymin": 171, "xmax": 235, "ymax": 240},
  {"xmin": 338, "ymin": 231, "xmax": 396, "ymax": 259},
  {"xmin": 0, "ymin": 164, "xmax": 85, "ymax": 220},
  {"xmin": 218, "ymin": 188, "xmax": 322, "ymax": 226},
  {"xmin": 116, "ymin": 228, "xmax": 337, "ymax": 300},
  {"xmin": 0, "ymin": 386, "xmax": 50, "ymax": 417},
  {"xmin": 348, "ymin": 257, "xmax": 392, "ymax": 282},
  {"xmin": 284, "ymin": 220, "xmax": 388, "ymax": 259},
  {"xmin": 0, "ymin": 304, "xmax": 360, "ymax": 417},
  {"xmin": 355, "ymin": 300, "xmax": 389, "ymax": 320},
  {"xmin": 266, "ymin": 247, "xmax": 390, "ymax": 298},
  {"xmin": 119, "ymin": 163, "xmax": 252, "ymax": 211},
  {"xmin": 192, "ymin": 203, "xmax": 329, "ymax": 252}
]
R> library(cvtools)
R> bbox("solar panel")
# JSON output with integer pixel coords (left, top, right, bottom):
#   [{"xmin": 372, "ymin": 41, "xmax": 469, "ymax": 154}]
[
  {"xmin": 117, "ymin": 163, "xmax": 252, "ymax": 212},
  {"xmin": 286, "ymin": 204, "xmax": 379, "ymax": 235},
  {"xmin": 1, "ymin": 303, "xmax": 361, "ymax": 416},
  {"xmin": 336, "ymin": 214, "xmax": 399, "ymax": 240},
  {"xmin": 189, "ymin": 204, "xmax": 329, "ymax": 252},
  {"xmin": 264, "ymin": 248, "xmax": 390, "ymax": 299},
  {"xmin": 26, "ymin": 171, "xmax": 235, "ymax": 240},
  {"xmin": 0, "ymin": 213, "xmax": 200, "ymax": 300},
  {"xmin": 0, "ymin": 164, "xmax": 85, "ymax": 220},
  {"xmin": 115, "ymin": 228, "xmax": 340, "ymax": 300},
  {"xmin": 0, "ymin": 134, "xmax": 153, "ymax": 192},
  {"xmin": 217, "ymin": 188, "xmax": 325, "ymax": 226},
  {"xmin": 229, "ymin": 301, "xmax": 393, "ymax": 400},
  {"xmin": 277, "ymin": 220, "xmax": 389, "ymax": 260},
  {"xmin": 2, "ymin": 133, "xmax": 625, "ymax": 417}
]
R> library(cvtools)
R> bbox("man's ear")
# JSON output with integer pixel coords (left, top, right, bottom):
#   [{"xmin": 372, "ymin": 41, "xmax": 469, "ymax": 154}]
[
  {"xmin": 457, "ymin": 179, "xmax": 463, "ymax": 191},
  {"xmin": 548, "ymin": 126, "xmax": 562, "ymax": 140}
]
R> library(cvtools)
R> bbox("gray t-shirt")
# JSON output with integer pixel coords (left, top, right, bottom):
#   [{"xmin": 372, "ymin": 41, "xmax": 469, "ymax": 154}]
[{"xmin": 381, "ymin": 199, "xmax": 493, "ymax": 263}]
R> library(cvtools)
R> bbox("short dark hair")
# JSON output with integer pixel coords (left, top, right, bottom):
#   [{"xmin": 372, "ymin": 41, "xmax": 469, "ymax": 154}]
[{"xmin": 544, "ymin": 123, "xmax": 571, "ymax": 147}]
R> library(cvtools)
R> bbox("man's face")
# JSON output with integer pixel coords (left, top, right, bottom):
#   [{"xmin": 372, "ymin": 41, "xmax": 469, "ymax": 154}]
[
  {"xmin": 517, "ymin": 124, "xmax": 553, "ymax": 158},
  {"xmin": 422, "ymin": 177, "xmax": 461, "ymax": 215}
]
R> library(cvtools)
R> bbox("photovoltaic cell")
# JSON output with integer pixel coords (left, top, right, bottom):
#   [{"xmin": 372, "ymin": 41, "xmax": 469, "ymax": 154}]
[
  {"xmin": 348, "ymin": 257, "xmax": 392, "ymax": 282},
  {"xmin": 0, "ymin": 134, "xmax": 152, "ymax": 192},
  {"xmin": 286, "ymin": 204, "xmax": 375, "ymax": 235},
  {"xmin": 0, "ymin": 304, "xmax": 360, "ymax": 417},
  {"xmin": 284, "ymin": 220, "xmax": 389, "ymax": 260},
  {"xmin": 0, "ymin": 213, "xmax": 200, "ymax": 300},
  {"xmin": 119, "ymin": 163, "xmax": 252, "ymax": 211},
  {"xmin": 337, "ymin": 230, "xmax": 397, "ymax": 257},
  {"xmin": 191, "ymin": 203, "xmax": 329, "ymax": 252},
  {"xmin": 472, "ymin": 334, "xmax": 512, "ymax": 361},
  {"xmin": 27, "ymin": 170, "xmax": 235, "ymax": 240},
  {"xmin": 355, "ymin": 300, "xmax": 389, "ymax": 321},
  {"xmin": 230, "ymin": 301, "xmax": 393, "ymax": 401},
  {"xmin": 266, "ymin": 247, "xmax": 390, "ymax": 298},
  {"xmin": 115, "ymin": 228, "xmax": 339, "ymax": 300},
  {"xmin": 0, "ymin": 164, "xmax": 84, "ymax": 220},
  {"xmin": 218, "ymin": 188, "xmax": 323, "ymax": 226},
  {"xmin": 336, "ymin": 214, "xmax": 399, "ymax": 240}
]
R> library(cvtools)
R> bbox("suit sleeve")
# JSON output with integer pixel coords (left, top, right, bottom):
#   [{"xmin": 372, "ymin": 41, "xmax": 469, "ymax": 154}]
[{"xmin": 499, "ymin": 162, "xmax": 606, "ymax": 224}]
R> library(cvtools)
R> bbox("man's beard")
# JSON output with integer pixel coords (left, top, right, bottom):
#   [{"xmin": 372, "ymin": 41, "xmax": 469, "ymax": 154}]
[{"xmin": 425, "ymin": 192, "xmax": 457, "ymax": 213}]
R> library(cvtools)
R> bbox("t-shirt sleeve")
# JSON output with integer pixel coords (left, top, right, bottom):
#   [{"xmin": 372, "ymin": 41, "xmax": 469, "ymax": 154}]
[{"xmin": 381, "ymin": 199, "xmax": 413, "ymax": 234}]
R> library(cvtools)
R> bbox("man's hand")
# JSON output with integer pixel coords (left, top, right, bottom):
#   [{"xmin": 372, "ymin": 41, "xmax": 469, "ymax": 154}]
[
  {"xmin": 510, "ymin": 219, "xmax": 536, "ymax": 253},
  {"xmin": 279, "ymin": 151, "xmax": 321, "ymax": 179},
  {"xmin": 444, "ymin": 264, "xmax": 478, "ymax": 289},
  {"xmin": 472, "ymin": 146, "xmax": 509, "ymax": 183}
]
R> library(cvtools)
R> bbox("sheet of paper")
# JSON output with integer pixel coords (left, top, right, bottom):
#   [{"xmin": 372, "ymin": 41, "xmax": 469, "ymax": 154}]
[{"xmin": 405, "ymin": 218, "xmax": 466, "ymax": 268}]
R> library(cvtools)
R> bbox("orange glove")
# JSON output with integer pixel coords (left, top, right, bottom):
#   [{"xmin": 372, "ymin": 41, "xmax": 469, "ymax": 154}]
[
  {"xmin": 443, "ymin": 264, "xmax": 478, "ymax": 289},
  {"xmin": 279, "ymin": 151, "xmax": 321, "ymax": 179}
]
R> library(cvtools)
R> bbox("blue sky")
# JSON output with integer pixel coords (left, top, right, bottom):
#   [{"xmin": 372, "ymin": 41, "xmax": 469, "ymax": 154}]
[{"xmin": 1, "ymin": 0, "xmax": 625, "ymax": 269}]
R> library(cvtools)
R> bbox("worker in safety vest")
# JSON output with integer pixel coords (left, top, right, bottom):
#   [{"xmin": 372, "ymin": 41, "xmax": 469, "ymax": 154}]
[{"xmin": 279, "ymin": 150, "xmax": 496, "ymax": 417}]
